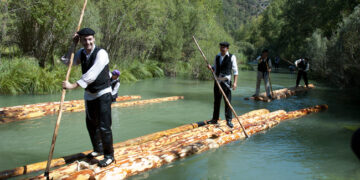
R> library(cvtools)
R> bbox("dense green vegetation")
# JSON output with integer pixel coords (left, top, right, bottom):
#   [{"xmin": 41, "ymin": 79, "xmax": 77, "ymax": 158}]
[
  {"xmin": 0, "ymin": 57, "xmax": 81, "ymax": 94},
  {"xmin": 1, "ymin": 0, "xmax": 360, "ymax": 94},
  {"xmin": 233, "ymin": 0, "xmax": 360, "ymax": 87},
  {"xmin": 222, "ymin": 0, "xmax": 270, "ymax": 35},
  {"xmin": 0, "ymin": 0, "xmax": 247, "ymax": 94},
  {"xmin": 0, "ymin": 57, "xmax": 164, "ymax": 95}
]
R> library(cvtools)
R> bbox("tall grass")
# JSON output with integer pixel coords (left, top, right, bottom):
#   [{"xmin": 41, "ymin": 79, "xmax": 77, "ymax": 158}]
[
  {"xmin": 0, "ymin": 58, "xmax": 165, "ymax": 95},
  {"xmin": 237, "ymin": 52, "xmax": 254, "ymax": 71},
  {"xmin": 114, "ymin": 60, "xmax": 164, "ymax": 83},
  {"xmin": 0, "ymin": 57, "xmax": 82, "ymax": 95}
]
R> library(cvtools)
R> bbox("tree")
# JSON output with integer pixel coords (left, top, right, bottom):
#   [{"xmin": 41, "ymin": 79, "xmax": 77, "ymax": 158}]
[{"xmin": 9, "ymin": 0, "xmax": 77, "ymax": 67}]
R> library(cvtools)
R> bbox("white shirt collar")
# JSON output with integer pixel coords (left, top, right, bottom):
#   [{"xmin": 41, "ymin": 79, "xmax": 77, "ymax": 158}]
[
  {"xmin": 219, "ymin": 51, "xmax": 230, "ymax": 57},
  {"xmin": 83, "ymin": 45, "xmax": 96, "ymax": 56}
]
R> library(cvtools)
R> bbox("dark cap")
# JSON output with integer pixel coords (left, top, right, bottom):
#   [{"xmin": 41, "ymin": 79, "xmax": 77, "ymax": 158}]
[
  {"xmin": 219, "ymin": 42, "xmax": 230, "ymax": 47},
  {"xmin": 77, "ymin": 28, "xmax": 95, "ymax": 36}
]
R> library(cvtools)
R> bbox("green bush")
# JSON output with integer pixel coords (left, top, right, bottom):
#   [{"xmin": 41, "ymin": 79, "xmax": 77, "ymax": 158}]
[
  {"xmin": 113, "ymin": 60, "xmax": 164, "ymax": 83},
  {"xmin": 305, "ymin": 30, "xmax": 329, "ymax": 79},
  {"xmin": 0, "ymin": 57, "xmax": 82, "ymax": 95},
  {"xmin": 324, "ymin": 5, "xmax": 360, "ymax": 87},
  {"xmin": 0, "ymin": 57, "xmax": 165, "ymax": 94},
  {"xmin": 300, "ymin": 5, "xmax": 360, "ymax": 87}
]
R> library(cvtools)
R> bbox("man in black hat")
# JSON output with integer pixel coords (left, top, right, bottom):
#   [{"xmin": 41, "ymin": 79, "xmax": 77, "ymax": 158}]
[
  {"xmin": 61, "ymin": 27, "xmax": 114, "ymax": 167},
  {"xmin": 294, "ymin": 57, "xmax": 310, "ymax": 88},
  {"xmin": 253, "ymin": 49, "xmax": 272, "ymax": 99},
  {"xmin": 207, "ymin": 42, "xmax": 238, "ymax": 128}
]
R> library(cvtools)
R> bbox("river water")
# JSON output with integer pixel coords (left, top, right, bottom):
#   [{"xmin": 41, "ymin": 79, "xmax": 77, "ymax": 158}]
[{"xmin": 0, "ymin": 70, "xmax": 359, "ymax": 179}]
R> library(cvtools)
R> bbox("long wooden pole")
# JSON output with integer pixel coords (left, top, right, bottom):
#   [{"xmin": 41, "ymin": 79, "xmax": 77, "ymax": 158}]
[
  {"xmin": 281, "ymin": 57, "xmax": 295, "ymax": 65},
  {"xmin": 44, "ymin": 0, "xmax": 88, "ymax": 179},
  {"xmin": 192, "ymin": 36, "xmax": 248, "ymax": 138},
  {"xmin": 265, "ymin": 60, "xmax": 274, "ymax": 98}
]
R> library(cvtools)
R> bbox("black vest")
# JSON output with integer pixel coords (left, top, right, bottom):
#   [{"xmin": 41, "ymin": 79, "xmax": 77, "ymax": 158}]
[
  {"xmin": 258, "ymin": 57, "xmax": 270, "ymax": 72},
  {"xmin": 111, "ymin": 79, "xmax": 119, "ymax": 90},
  {"xmin": 298, "ymin": 59, "xmax": 307, "ymax": 70},
  {"xmin": 80, "ymin": 47, "xmax": 110, "ymax": 93},
  {"xmin": 215, "ymin": 54, "xmax": 233, "ymax": 76}
]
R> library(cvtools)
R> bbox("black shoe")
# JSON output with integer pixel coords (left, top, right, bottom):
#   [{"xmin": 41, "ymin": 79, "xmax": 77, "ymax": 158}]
[
  {"xmin": 98, "ymin": 156, "xmax": 114, "ymax": 167},
  {"xmin": 207, "ymin": 119, "xmax": 218, "ymax": 124},
  {"xmin": 252, "ymin": 94, "xmax": 258, "ymax": 97},
  {"xmin": 268, "ymin": 95, "xmax": 272, "ymax": 99},
  {"xmin": 226, "ymin": 120, "xmax": 234, "ymax": 128},
  {"xmin": 86, "ymin": 151, "xmax": 103, "ymax": 158}
]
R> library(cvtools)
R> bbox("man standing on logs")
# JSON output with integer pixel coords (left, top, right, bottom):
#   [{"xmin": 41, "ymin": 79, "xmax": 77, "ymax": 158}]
[
  {"xmin": 207, "ymin": 42, "xmax": 238, "ymax": 128},
  {"xmin": 110, "ymin": 69, "xmax": 121, "ymax": 102},
  {"xmin": 295, "ymin": 57, "xmax": 310, "ymax": 88},
  {"xmin": 61, "ymin": 28, "xmax": 114, "ymax": 167},
  {"xmin": 253, "ymin": 49, "xmax": 272, "ymax": 99}
]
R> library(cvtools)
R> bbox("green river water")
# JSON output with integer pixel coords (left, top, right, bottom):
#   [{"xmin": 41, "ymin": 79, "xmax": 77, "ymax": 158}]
[{"xmin": 0, "ymin": 70, "xmax": 360, "ymax": 180}]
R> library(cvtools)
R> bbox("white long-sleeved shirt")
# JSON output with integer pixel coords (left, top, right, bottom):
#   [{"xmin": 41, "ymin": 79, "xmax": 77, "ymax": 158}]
[
  {"xmin": 294, "ymin": 59, "xmax": 309, "ymax": 71},
  {"xmin": 109, "ymin": 72, "xmax": 120, "ymax": 96},
  {"xmin": 61, "ymin": 45, "xmax": 112, "ymax": 101},
  {"xmin": 212, "ymin": 52, "xmax": 238, "ymax": 81}
]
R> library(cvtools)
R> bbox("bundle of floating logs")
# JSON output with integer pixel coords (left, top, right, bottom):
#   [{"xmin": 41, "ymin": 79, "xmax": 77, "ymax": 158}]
[
  {"xmin": 0, "ymin": 96, "xmax": 184, "ymax": 124},
  {"xmin": 244, "ymin": 84, "xmax": 315, "ymax": 102},
  {"xmin": 0, "ymin": 104, "xmax": 327, "ymax": 179},
  {"xmin": 0, "ymin": 96, "xmax": 140, "ymax": 123}
]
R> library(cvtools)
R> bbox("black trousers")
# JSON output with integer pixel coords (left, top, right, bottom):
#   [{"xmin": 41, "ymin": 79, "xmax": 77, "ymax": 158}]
[
  {"xmin": 112, "ymin": 93, "xmax": 118, "ymax": 102},
  {"xmin": 274, "ymin": 63, "xmax": 279, "ymax": 69},
  {"xmin": 351, "ymin": 128, "xmax": 360, "ymax": 160},
  {"xmin": 212, "ymin": 81, "xmax": 232, "ymax": 121},
  {"xmin": 85, "ymin": 93, "xmax": 114, "ymax": 158},
  {"xmin": 296, "ymin": 70, "xmax": 308, "ymax": 87}
]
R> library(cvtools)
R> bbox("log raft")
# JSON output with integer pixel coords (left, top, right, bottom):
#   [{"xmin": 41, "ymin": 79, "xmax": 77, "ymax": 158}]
[
  {"xmin": 8, "ymin": 104, "xmax": 327, "ymax": 180},
  {"xmin": 244, "ymin": 84, "xmax": 315, "ymax": 102},
  {"xmin": 0, "ymin": 96, "xmax": 141, "ymax": 123},
  {"xmin": 0, "ymin": 109, "xmax": 269, "ymax": 179},
  {"xmin": 0, "ymin": 96, "xmax": 184, "ymax": 124}
]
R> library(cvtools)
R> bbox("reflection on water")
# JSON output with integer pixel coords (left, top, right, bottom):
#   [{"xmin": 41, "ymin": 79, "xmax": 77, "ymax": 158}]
[{"xmin": 0, "ymin": 70, "xmax": 360, "ymax": 179}]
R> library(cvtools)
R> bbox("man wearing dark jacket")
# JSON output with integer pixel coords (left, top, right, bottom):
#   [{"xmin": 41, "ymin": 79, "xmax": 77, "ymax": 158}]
[
  {"xmin": 207, "ymin": 42, "xmax": 238, "ymax": 128},
  {"xmin": 253, "ymin": 49, "xmax": 272, "ymax": 99},
  {"xmin": 61, "ymin": 28, "xmax": 114, "ymax": 167},
  {"xmin": 295, "ymin": 58, "xmax": 310, "ymax": 88}
]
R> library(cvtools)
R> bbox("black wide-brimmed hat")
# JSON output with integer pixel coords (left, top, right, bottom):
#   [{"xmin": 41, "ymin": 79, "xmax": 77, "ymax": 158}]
[
  {"xmin": 219, "ymin": 42, "xmax": 230, "ymax": 47},
  {"xmin": 77, "ymin": 28, "xmax": 95, "ymax": 36}
]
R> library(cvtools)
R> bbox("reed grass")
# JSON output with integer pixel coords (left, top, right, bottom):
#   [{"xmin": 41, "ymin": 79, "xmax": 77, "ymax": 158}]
[{"xmin": 0, "ymin": 58, "xmax": 164, "ymax": 95}]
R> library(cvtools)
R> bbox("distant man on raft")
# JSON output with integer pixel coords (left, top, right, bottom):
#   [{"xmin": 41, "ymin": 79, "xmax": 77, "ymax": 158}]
[
  {"xmin": 253, "ymin": 49, "xmax": 272, "ymax": 99},
  {"xmin": 294, "ymin": 57, "xmax": 310, "ymax": 88}
]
